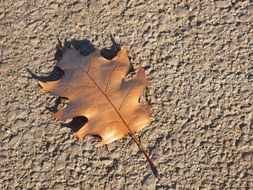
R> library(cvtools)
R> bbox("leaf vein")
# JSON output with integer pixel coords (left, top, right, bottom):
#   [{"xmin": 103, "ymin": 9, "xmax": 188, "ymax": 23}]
[
  {"xmin": 66, "ymin": 103, "xmax": 109, "ymax": 112},
  {"xmin": 57, "ymin": 85, "xmax": 95, "ymax": 88},
  {"xmin": 104, "ymin": 61, "xmax": 120, "ymax": 92},
  {"xmin": 118, "ymin": 80, "xmax": 137, "ymax": 111}
]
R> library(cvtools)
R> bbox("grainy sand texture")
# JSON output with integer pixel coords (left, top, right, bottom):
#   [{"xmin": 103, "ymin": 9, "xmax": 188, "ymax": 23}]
[{"xmin": 0, "ymin": 0, "xmax": 253, "ymax": 189}]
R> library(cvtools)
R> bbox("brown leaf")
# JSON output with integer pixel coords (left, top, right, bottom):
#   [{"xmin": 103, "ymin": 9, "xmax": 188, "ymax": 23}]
[{"xmin": 36, "ymin": 40, "xmax": 159, "ymax": 178}]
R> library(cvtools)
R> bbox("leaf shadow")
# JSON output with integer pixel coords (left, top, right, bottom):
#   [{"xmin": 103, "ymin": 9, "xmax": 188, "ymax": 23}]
[
  {"xmin": 27, "ymin": 66, "xmax": 64, "ymax": 82},
  {"xmin": 45, "ymin": 97, "xmax": 88, "ymax": 133},
  {"xmin": 61, "ymin": 116, "xmax": 88, "ymax": 132},
  {"xmin": 100, "ymin": 34, "xmax": 121, "ymax": 60}
]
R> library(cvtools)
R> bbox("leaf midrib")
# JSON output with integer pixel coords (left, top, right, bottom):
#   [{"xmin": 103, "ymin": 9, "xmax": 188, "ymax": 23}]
[{"xmin": 67, "ymin": 49, "xmax": 134, "ymax": 135}]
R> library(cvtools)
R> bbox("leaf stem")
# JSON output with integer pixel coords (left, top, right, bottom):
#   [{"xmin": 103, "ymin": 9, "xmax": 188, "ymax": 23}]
[{"xmin": 129, "ymin": 132, "xmax": 160, "ymax": 179}]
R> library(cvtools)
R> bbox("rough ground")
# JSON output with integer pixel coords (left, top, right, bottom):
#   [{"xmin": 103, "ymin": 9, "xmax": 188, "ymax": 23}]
[{"xmin": 0, "ymin": 0, "xmax": 253, "ymax": 189}]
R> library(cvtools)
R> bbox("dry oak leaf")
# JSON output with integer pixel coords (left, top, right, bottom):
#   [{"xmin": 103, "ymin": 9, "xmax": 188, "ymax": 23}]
[
  {"xmin": 37, "ymin": 42, "xmax": 158, "ymax": 178},
  {"xmin": 39, "ymin": 45, "xmax": 151, "ymax": 144}
]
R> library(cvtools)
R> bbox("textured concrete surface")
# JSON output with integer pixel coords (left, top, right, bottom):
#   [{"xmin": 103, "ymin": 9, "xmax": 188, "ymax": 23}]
[{"xmin": 0, "ymin": 0, "xmax": 253, "ymax": 189}]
